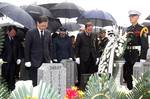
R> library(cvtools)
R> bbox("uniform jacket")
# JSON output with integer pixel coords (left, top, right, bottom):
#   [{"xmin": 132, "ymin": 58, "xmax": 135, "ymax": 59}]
[
  {"xmin": 124, "ymin": 24, "xmax": 148, "ymax": 62},
  {"xmin": 53, "ymin": 35, "xmax": 73, "ymax": 62}
]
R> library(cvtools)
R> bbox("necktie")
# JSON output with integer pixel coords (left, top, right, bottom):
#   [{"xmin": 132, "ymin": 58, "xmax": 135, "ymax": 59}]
[
  {"xmin": 41, "ymin": 31, "xmax": 44, "ymax": 58},
  {"xmin": 10, "ymin": 37, "xmax": 14, "ymax": 45},
  {"xmin": 41, "ymin": 31, "xmax": 44, "ymax": 37}
]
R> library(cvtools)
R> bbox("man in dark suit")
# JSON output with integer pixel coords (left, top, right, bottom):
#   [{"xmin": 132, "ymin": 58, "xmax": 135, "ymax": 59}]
[
  {"xmin": 75, "ymin": 22, "xmax": 97, "ymax": 84},
  {"xmin": 24, "ymin": 16, "xmax": 52, "ymax": 86},
  {"xmin": 1, "ymin": 26, "xmax": 21, "ymax": 91},
  {"xmin": 123, "ymin": 10, "xmax": 148, "ymax": 90}
]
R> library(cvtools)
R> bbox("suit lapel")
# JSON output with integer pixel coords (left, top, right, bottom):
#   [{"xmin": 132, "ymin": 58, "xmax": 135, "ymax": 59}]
[{"xmin": 35, "ymin": 29, "xmax": 41, "ymax": 41}]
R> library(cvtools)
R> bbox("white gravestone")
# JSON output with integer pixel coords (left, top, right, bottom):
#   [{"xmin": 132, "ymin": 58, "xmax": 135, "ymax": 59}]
[
  {"xmin": 38, "ymin": 63, "xmax": 66, "ymax": 98},
  {"xmin": 61, "ymin": 60, "xmax": 77, "ymax": 88}
]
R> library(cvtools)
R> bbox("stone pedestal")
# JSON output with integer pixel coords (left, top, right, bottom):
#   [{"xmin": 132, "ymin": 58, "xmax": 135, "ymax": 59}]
[
  {"xmin": 61, "ymin": 59, "xmax": 78, "ymax": 88},
  {"xmin": 114, "ymin": 60, "xmax": 125, "ymax": 86},
  {"xmin": 38, "ymin": 63, "xmax": 66, "ymax": 98},
  {"xmin": 133, "ymin": 62, "xmax": 143, "ymax": 80}
]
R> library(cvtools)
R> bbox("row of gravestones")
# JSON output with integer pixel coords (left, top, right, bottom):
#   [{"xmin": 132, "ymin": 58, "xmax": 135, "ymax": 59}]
[
  {"xmin": 38, "ymin": 59, "xmax": 78, "ymax": 98},
  {"xmin": 0, "ymin": 59, "xmax": 77, "ymax": 98}
]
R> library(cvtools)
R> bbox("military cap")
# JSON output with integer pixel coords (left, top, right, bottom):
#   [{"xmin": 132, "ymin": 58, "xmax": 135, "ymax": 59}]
[{"xmin": 128, "ymin": 10, "xmax": 141, "ymax": 17}]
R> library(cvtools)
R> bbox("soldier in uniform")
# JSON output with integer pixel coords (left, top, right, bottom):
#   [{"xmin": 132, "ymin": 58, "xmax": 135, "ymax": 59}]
[{"xmin": 123, "ymin": 10, "xmax": 148, "ymax": 90}]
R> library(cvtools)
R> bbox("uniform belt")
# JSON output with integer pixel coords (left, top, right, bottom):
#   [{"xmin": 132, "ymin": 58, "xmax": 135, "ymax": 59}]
[{"xmin": 126, "ymin": 46, "xmax": 141, "ymax": 50}]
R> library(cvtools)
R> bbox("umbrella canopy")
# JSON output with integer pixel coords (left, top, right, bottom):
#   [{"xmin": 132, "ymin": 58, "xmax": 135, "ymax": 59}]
[
  {"xmin": 39, "ymin": 3, "xmax": 57, "ymax": 11},
  {"xmin": 48, "ymin": 19, "xmax": 62, "ymax": 33},
  {"xmin": 0, "ymin": 12, "xmax": 3, "ymax": 17},
  {"xmin": 142, "ymin": 20, "xmax": 150, "ymax": 26},
  {"xmin": 0, "ymin": 2, "xmax": 35, "ymax": 29},
  {"xmin": 77, "ymin": 10, "xmax": 116, "ymax": 27},
  {"xmin": 62, "ymin": 22, "xmax": 81, "ymax": 31},
  {"xmin": 145, "ymin": 15, "xmax": 150, "ymax": 20},
  {"xmin": 50, "ymin": 2, "xmax": 84, "ymax": 18},
  {"xmin": 21, "ymin": 5, "xmax": 53, "ymax": 21},
  {"xmin": 0, "ymin": 22, "xmax": 24, "ymax": 28}
]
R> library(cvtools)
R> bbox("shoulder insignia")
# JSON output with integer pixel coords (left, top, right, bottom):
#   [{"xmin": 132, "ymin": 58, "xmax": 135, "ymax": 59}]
[{"xmin": 140, "ymin": 27, "xmax": 148, "ymax": 37}]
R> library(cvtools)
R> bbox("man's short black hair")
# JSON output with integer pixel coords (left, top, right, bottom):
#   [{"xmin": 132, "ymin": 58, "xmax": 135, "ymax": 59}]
[
  {"xmin": 7, "ymin": 26, "xmax": 17, "ymax": 32},
  {"xmin": 85, "ymin": 22, "xmax": 93, "ymax": 28},
  {"xmin": 37, "ymin": 16, "xmax": 48, "ymax": 24}
]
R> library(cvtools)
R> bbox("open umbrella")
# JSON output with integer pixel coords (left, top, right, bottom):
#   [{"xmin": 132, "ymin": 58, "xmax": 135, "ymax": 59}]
[
  {"xmin": 50, "ymin": 2, "xmax": 84, "ymax": 18},
  {"xmin": 48, "ymin": 19, "xmax": 62, "ymax": 33},
  {"xmin": 0, "ymin": 2, "xmax": 35, "ymax": 29},
  {"xmin": 145, "ymin": 15, "xmax": 150, "ymax": 20},
  {"xmin": 77, "ymin": 10, "xmax": 116, "ymax": 27},
  {"xmin": 39, "ymin": 3, "xmax": 57, "ymax": 11},
  {"xmin": 62, "ymin": 22, "xmax": 81, "ymax": 31},
  {"xmin": 0, "ymin": 22, "xmax": 24, "ymax": 28},
  {"xmin": 142, "ymin": 20, "xmax": 150, "ymax": 26},
  {"xmin": 21, "ymin": 5, "xmax": 53, "ymax": 21}
]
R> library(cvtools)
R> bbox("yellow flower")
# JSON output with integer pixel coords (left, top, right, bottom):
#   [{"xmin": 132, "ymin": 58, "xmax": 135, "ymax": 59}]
[
  {"xmin": 72, "ymin": 86, "xmax": 78, "ymax": 91},
  {"xmin": 26, "ymin": 96, "xmax": 30, "ymax": 99},
  {"xmin": 32, "ymin": 96, "xmax": 37, "ymax": 99},
  {"xmin": 78, "ymin": 90, "xmax": 85, "ymax": 99},
  {"xmin": 64, "ymin": 96, "xmax": 68, "ymax": 99}
]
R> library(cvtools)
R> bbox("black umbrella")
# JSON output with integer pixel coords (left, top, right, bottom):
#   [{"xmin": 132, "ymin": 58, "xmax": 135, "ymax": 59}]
[
  {"xmin": 48, "ymin": 19, "xmax": 62, "ymax": 33},
  {"xmin": 142, "ymin": 21, "xmax": 150, "ymax": 26},
  {"xmin": 0, "ymin": 2, "xmax": 35, "ymax": 29},
  {"xmin": 77, "ymin": 10, "xmax": 116, "ymax": 27},
  {"xmin": 0, "ymin": 12, "xmax": 3, "ymax": 17},
  {"xmin": 0, "ymin": 22, "xmax": 24, "ymax": 28},
  {"xmin": 62, "ymin": 22, "xmax": 81, "ymax": 31},
  {"xmin": 145, "ymin": 15, "xmax": 150, "ymax": 20},
  {"xmin": 50, "ymin": 2, "xmax": 84, "ymax": 18},
  {"xmin": 39, "ymin": 3, "xmax": 57, "ymax": 11},
  {"xmin": 21, "ymin": 5, "xmax": 53, "ymax": 21}
]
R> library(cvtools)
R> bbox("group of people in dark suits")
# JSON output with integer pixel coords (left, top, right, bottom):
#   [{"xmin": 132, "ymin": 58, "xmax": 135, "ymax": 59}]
[
  {"xmin": 0, "ymin": 17, "xmax": 109, "ymax": 91},
  {"xmin": 1, "ymin": 10, "xmax": 147, "ymax": 91}
]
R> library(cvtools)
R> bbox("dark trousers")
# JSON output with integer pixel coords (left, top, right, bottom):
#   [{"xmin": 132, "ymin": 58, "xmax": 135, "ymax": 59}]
[
  {"xmin": 15, "ymin": 64, "xmax": 20, "ymax": 79},
  {"xmin": 2, "ymin": 61, "xmax": 16, "ymax": 91},
  {"xmin": 28, "ymin": 67, "xmax": 38, "ymax": 87},
  {"xmin": 123, "ymin": 49, "xmax": 139, "ymax": 90},
  {"xmin": 80, "ymin": 56, "xmax": 96, "ymax": 74},
  {"xmin": 78, "ymin": 55, "xmax": 97, "ymax": 87},
  {"xmin": 123, "ymin": 62, "xmax": 134, "ymax": 90}
]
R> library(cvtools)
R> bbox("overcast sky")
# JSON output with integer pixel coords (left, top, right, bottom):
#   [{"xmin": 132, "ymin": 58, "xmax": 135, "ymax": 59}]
[{"xmin": 0, "ymin": 0, "xmax": 150, "ymax": 27}]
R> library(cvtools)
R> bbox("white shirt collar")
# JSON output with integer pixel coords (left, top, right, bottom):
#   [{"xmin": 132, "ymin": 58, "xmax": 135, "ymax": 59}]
[{"xmin": 37, "ymin": 28, "xmax": 44, "ymax": 36}]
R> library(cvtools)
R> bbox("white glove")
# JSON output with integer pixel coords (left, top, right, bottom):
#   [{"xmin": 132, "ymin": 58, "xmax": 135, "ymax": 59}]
[
  {"xmin": 140, "ymin": 59, "xmax": 146, "ymax": 63},
  {"xmin": 25, "ymin": 62, "xmax": 31, "ymax": 67},
  {"xmin": 16, "ymin": 59, "xmax": 21, "ymax": 65},
  {"xmin": 75, "ymin": 58, "xmax": 80, "ymax": 64},
  {"xmin": 0, "ymin": 58, "xmax": 4, "ymax": 64},
  {"xmin": 96, "ymin": 58, "xmax": 100, "ymax": 65},
  {"xmin": 69, "ymin": 58, "xmax": 73, "ymax": 61},
  {"xmin": 50, "ymin": 60, "xmax": 53, "ymax": 63},
  {"xmin": 53, "ymin": 59, "xmax": 58, "ymax": 62}
]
